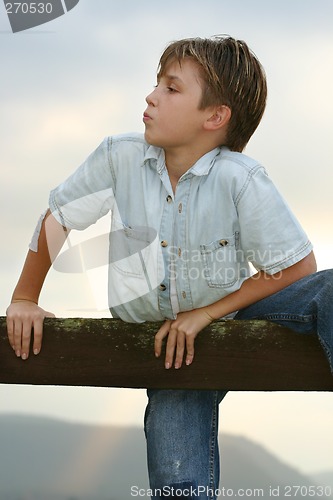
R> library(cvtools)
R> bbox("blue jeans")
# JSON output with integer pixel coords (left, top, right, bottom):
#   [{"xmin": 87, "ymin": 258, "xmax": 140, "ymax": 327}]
[
  {"xmin": 144, "ymin": 389, "xmax": 227, "ymax": 499},
  {"xmin": 144, "ymin": 270, "xmax": 333, "ymax": 499}
]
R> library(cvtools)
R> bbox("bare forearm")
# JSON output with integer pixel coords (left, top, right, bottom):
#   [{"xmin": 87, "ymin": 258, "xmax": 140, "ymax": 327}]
[
  {"xmin": 205, "ymin": 251, "xmax": 317, "ymax": 320},
  {"xmin": 155, "ymin": 252, "xmax": 317, "ymax": 369},
  {"xmin": 12, "ymin": 251, "xmax": 51, "ymax": 304},
  {"xmin": 11, "ymin": 210, "xmax": 68, "ymax": 304},
  {"xmin": 7, "ymin": 211, "xmax": 69, "ymax": 359}
]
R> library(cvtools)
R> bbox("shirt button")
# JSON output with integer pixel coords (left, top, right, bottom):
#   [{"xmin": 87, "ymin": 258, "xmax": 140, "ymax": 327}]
[
  {"xmin": 166, "ymin": 195, "xmax": 172, "ymax": 203},
  {"xmin": 159, "ymin": 284, "xmax": 167, "ymax": 291},
  {"xmin": 178, "ymin": 203, "xmax": 183, "ymax": 213},
  {"xmin": 182, "ymin": 291, "xmax": 187, "ymax": 299},
  {"xmin": 219, "ymin": 239, "xmax": 229, "ymax": 247},
  {"xmin": 161, "ymin": 240, "xmax": 168, "ymax": 247},
  {"xmin": 178, "ymin": 248, "xmax": 182, "ymax": 257}
]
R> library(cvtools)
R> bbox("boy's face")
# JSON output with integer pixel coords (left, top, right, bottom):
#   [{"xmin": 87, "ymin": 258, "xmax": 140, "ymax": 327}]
[{"xmin": 143, "ymin": 58, "xmax": 212, "ymax": 152}]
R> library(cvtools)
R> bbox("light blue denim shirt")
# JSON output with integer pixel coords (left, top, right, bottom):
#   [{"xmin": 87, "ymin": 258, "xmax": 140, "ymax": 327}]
[{"xmin": 49, "ymin": 133, "xmax": 312, "ymax": 323}]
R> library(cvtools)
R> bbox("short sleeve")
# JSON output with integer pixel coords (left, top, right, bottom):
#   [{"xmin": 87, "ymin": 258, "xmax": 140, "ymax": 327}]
[
  {"xmin": 49, "ymin": 138, "xmax": 115, "ymax": 230},
  {"xmin": 236, "ymin": 166, "xmax": 312, "ymax": 274}
]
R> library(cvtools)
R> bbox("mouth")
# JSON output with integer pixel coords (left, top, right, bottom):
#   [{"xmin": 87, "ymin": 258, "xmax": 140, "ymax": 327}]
[{"xmin": 143, "ymin": 111, "xmax": 152, "ymax": 122}]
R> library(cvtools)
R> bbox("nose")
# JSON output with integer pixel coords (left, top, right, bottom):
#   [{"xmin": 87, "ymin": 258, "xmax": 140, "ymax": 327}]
[{"xmin": 146, "ymin": 87, "xmax": 158, "ymax": 106}]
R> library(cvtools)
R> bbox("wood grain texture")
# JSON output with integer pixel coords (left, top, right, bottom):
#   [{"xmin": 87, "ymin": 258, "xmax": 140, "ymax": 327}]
[{"xmin": 0, "ymin": 317, "xmax": 332, "ymax": 390}]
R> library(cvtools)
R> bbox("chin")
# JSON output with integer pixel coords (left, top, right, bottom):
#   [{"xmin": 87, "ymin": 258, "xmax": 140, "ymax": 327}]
[{"xmin": 144, "ymin": 131, "xmax": 161, "ymax": 147}]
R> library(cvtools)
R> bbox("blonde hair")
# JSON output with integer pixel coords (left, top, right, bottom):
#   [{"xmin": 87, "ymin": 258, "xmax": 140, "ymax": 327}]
[{"xmin": 157, "ymin": 36, "xmax": 267, "ymax": 152}]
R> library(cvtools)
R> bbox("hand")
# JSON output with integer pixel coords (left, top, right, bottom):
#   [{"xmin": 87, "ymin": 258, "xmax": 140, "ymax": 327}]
[
  {"xmin": 6, "ymin": 301, "xmax": 55, "ymax": 360},
  {"xmin": 154, "ymin": 308, "xmax": 214, "ymax": 369}
]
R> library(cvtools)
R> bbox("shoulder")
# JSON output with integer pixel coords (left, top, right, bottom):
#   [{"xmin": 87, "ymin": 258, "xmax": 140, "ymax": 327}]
[
  {"xmin": 217, "ymin": 147, "xmax": 264, "ymax": 177},
  {"xmin": 104, "ymin": 132, "xmax": 158, "ymax": 175},
  {"xmin": 212, "ymin": 148, "xmax": 277, "ymax": 205},
  {"xmin": 213, "ymin": 148, "xmax": 273, "ymax": 204},
  {"xmin": 106, "ymin": 132, "xmax": 150, "ymax": 156}
]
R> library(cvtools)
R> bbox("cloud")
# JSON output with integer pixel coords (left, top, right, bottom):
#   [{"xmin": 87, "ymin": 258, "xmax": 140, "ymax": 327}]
[
  {"xmin": 2, "ymin": 0, "xmax": 333, "ymax": 305},
  {"xmin": 1, "ymin": 0, "xmax": 333, "ymax": 474}
]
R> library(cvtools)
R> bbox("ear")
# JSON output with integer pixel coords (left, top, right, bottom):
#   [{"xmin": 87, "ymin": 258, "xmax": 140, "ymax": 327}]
[{"xmin": 204, "ymin": 105, "xmax": 231, "ymax": 131}]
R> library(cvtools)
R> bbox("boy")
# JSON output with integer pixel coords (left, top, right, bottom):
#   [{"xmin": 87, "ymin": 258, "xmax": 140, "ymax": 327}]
[{"xmin": 6, "ymin": 37, "xmax": 333, "ymax": 499}]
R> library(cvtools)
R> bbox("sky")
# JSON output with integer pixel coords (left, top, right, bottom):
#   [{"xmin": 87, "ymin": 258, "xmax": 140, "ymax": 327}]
[{"xmin": 1, "ymin": 0, "xmax": 333, "ymax": 476}]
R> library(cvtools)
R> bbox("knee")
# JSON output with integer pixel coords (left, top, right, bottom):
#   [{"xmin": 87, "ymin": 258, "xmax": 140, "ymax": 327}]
[{"xmin": 315, "ymin": 269, "xmax": 333, "ymax": 292}]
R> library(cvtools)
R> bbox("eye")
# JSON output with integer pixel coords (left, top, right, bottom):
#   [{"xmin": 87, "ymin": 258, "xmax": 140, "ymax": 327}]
[{"xmin": 167, "ymin": 86, "xmax": 177, "ymax": 93}]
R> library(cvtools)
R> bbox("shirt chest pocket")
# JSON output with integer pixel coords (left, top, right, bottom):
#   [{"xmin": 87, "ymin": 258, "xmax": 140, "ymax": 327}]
[
  {"xmin": 109, "ymin": 221, "xmax": 159, "ymax": 278},
  {"xmin": 200, "ymin": 232, "xmax": 240, "ymax": 288}
]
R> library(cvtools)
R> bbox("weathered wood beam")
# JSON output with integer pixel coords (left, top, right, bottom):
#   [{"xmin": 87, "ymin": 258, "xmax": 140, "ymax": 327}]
[{"xmin": 0, "ymin": 317, "xmax": 332, "ymax": 391}]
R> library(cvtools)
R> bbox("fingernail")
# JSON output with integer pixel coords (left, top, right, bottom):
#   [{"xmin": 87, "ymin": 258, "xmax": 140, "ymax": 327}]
[
  {"xmin": 165, "ymin": 362, "xmax": 170, "ymax": 370},
  {"xmin": 34, "ymin": 349, "xmax": 39, "ymax": 355},
  {"xmin": 155, "ymin": 352, "xmax": 159, "ymax": 358},
  {"xmin": 16, "ymin": 350, "xmax": 21, "ymax": 358},
  {"xmin": 21, "ymin": 353, "xmax": 27, "ymax": 360},
  {"xmin": 174, "ymin": 363, "xmax": 180, "ymax": 369},
  {"xmin": 186, "ymin": 358, "xmax": 192, "ymax": 366}
]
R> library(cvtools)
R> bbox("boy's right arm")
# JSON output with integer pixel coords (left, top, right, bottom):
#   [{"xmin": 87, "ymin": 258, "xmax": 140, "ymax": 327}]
[{"xmin": 6, "ymin": 210, "xmax": 68, "ymax": 360}]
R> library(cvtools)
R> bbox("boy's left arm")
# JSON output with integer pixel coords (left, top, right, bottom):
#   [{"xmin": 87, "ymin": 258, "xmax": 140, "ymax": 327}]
[{"xmin": 155, "ymin": 251, "xmax": 317, "ymax": 369}]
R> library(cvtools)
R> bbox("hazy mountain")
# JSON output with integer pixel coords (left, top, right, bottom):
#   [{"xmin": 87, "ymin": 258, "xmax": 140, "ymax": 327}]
[
  {"xmin": 310, "ymin": 471, "xmax": 333, "ymax": 491},
  {"xmin": 219, "ymin": 434, "xmax": 331, "ymax": 496},
  {"xmin": 0, "ymin": 414, "xmax": 330, "ymax": 500}
]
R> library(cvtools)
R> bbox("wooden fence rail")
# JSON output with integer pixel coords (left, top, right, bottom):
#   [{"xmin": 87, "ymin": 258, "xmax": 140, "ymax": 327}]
[{"xmin": 0, "ymin": 316, "xmax": 332, "ymax": 391}]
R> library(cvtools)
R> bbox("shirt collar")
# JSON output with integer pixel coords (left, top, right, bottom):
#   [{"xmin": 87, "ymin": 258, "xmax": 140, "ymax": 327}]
[
  {"xmin": 143, "ymin": 145, "xmax": 166, "ymax": 174},
  {"xmin": 189, "ymin": 147, "xmax": 221, "ymax": 176},
  {"xmin": 143, "ymin": 145, "xmax": 222, "ymax": 177}
]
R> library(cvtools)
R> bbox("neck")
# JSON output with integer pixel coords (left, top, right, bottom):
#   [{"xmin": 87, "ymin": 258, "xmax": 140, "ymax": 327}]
[
  {"xmin": 164, "ymin": 144, "xmax": 214, "ymax": 191},
  {"xmin": 165, "ymin": 153, "xmax": 194, "ymax": 193}
]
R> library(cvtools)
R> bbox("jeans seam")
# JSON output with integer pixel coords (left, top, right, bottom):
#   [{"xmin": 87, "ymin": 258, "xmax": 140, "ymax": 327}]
[
  {"xmin": 208, "ymin": 391, "xmax": 219, "ymax": 499},
  {"xmin": 253, "ymin": 313, "xmax": 317, "ymax": 322}
]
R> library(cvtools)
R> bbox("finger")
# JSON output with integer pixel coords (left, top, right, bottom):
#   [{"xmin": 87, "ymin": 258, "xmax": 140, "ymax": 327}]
[
  {"xmin": 164, "ymin": 326, "xmax": 179, "ymax": 369},
  {"xmin": 6, "ymin": 317, "xmax": 15, "ymax": 350},
  {"xmin": 174, "ymin": 334, "xmax": 186, "ymax": 369},
  {"xmin": 13, "ymin": 319, "xmax": 23, "ymax": 357},
  {"xmin": 32, "ymin": 310, "xmax": 55, "ymax": 355},
  {"xmin": 185, "ymin": 336, "xmax": 195, "ymax": 366},
  {"xmin": 45, "ymin": 311, "xmax": 56, "ymax": 318},
  {"xmin": 154, "ymin": 320, "xmax": 171, "ymax": 357},
  {"xmin": 32, "ymin": 316, "xmax": 44, "ymax": 356},
  {"xmin": 21, "ymin": 320, "xmax": 33, "ymax": 360}
]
